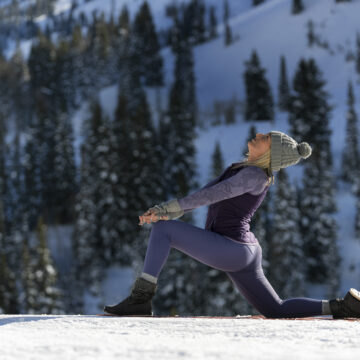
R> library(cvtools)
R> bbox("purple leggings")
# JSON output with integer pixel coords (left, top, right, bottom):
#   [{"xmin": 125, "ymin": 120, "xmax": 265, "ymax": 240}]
[{"xmin": 142, "ymin": 220, "xmax": 323, "ymax": 318}]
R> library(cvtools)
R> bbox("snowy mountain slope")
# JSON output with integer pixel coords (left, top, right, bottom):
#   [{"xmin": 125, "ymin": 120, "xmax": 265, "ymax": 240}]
[
  {"xmin": 1, "ymin": 315, "xmax": 359, "ymax": 360},
  {"xmin": 4, "ymin": 0, "xmax": 360, "ymax": 311},
  {"xmin": 65, "ymin": 0, "xmax": 360, "ymax": 306}
]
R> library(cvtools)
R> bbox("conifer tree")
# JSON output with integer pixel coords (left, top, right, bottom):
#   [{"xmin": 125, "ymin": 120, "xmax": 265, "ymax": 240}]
[
  {"xmin": 53, "ymin": 109, "xmax": 77, "ymax": 224},
  {"xmin": 115, "ymin": 37, "xmax": 164, "ymax": 265},
  {"xmin": 0, "ymin": 197, "xmax": 18, "ymax": 313},
  {"xmin": 208, "ymin": 5, "xmax": 217, "ymax": 40},
  {"xmin": 55, "ymin": 40, "xmax": 76, "ymax": 110},
  {"xmin": 253, "ymin": 0, "xmax": 266, "ymax": 5},
  {"xmin": 278, "ymin": 55, "xmax": 290, "ymax": 111},
  {"xmin": 132, "ymin": 1, "xmax": 164, "ymax": 87},
  {"xmin": 0, "ymin": 248, "xmax": 17, "ymax": 314},
  {"xmin": 23, "ymin": 118, "xmax": 43, "ymax": 230},
  {"xmin": 119, "ymin": 4, "xmax": 130, "ymax": 35},
  {"xmin": 244, "ymin": 50, "xmax": 274, "ymax": 121},
  {"xmin": 292, "ymin": 0, "xmax": 304, "ymax": 15},
  {"xmin": 32, "ymin": 217, "xmax": 63, "ymax": 313},
  {"xmin": 289, "ymin": 58, "xmax": 340, "ymax": 297},
  {"xmin": 210, "ymin": 141, "xmax": 224, "ymax": 180},
  {"xmin": 154, "ymin": 39, "xmax": 206, "ymax": 316},
  {"xmin": 354, "ymin": 192, "xmax": 360, "ymax": 239},
  {"xmin": 72, "ymin": 100, "xmax": 110, "ymax": 296},
  {"xmin": 356, "ymin": 32, "xmax": 360, "ymax": 75},
  {"xmin": 268, "ymin": 169, "xmax": 305, "ymax": 298},
  {"xmin": 307, "ymin": 20, "xmax": 315, "ymax": 47},
  {"xmin": 164, "ymin": 39, "xmax": 198, "ymax": 201},
  {"xmin": 223, "ymin": 0, "xmax": 232, "ymax": 46},
  {"xmin": 341, "ymin": 81, "xmax": 360, "ymax": 185},
  {"xmin": 20, "ymin": 236, "xmax": 37, "ymax": 313}
]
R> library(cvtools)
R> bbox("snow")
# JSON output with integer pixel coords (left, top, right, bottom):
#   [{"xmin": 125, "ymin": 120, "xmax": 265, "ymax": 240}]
[
  {"xmin": 2, "ymin": 0, "xmax": 360, "ymax": 321},
  {"xmin": 0, "ymin": 315, "xmax": 359, "ymax": 360}
]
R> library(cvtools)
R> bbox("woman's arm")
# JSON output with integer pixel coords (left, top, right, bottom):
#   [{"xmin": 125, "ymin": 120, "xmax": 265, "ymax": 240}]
[
  {"xmin": 178, "ymin": 166, "xmax": 268, "ymax": 212},
  {"xmin": 139, "ymin": 166, "xmax": 268, "ymax": 225},
  {"xmin": 180, "ymin": 166, "xmax": 231, "ymax": 213}
]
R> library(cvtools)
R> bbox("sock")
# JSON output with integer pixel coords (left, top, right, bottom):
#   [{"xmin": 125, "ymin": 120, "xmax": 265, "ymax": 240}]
[
  {"xmin": 321, "ymin": 300, "xmax": 332, "ymax": 315},
  {"xmin": 140, "ymin": 272, "xmax": 158, "ymax": 284}
]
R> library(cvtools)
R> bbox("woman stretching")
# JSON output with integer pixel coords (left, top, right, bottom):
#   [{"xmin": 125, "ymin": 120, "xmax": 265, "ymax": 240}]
[{"xmin": 104, "ymin": 130, "xmax": 360, "ymax": 318}]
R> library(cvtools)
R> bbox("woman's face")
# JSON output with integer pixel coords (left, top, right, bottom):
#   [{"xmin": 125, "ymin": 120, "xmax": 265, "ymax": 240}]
[{"xmin": 247, "ymin": 133, "xmax": 271, "ymax": 160}]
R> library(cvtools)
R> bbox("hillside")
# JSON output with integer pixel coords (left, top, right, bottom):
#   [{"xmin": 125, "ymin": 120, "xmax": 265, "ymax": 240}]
[{"xmin": 2, "ymin": 0, "xmax": 360, "ymax": 314}]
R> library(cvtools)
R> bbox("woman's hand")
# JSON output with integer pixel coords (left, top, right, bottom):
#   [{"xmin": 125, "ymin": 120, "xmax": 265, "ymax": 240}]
[{"xmin": 138, "ymin": 209, "xmax": 169, "ymax": 226}]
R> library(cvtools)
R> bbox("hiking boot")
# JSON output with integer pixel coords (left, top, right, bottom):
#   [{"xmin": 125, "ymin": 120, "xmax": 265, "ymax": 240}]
[
  {"xmin": 104, "ymin": 277, "xmax": 157, "ymax": 316},
  {"xmin": 329, "ymin": 288, "xmax": 360, "ymax": 319}
]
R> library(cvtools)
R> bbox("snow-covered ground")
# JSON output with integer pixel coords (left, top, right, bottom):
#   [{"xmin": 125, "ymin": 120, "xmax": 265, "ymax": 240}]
[{"xmin": 1, "ymin": 315, "xmax": 359, "ymax": 360}]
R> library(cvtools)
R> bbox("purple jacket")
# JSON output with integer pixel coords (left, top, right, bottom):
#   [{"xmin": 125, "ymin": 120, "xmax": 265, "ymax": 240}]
[{"xmin": 178, "ymin": 164, "xmax": 269, "ymax": 243}]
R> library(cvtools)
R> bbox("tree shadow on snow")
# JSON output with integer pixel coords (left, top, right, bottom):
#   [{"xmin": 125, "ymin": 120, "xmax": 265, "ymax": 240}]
[{"xmin": 0, "ymin": 316, "xmax": 60, "ymax": 326}]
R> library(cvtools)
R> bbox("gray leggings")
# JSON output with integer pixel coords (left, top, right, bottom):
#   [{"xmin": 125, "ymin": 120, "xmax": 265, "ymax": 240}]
[{"xmin": 142, "ymin": 220, "xmax": 322, "ymax": 318}]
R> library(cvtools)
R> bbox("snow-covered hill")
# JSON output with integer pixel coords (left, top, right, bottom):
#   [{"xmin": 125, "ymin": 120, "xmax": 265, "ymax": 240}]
[
  {"xmin": 1, "ymin": 315, "xmax": 359, "ymax": 360},
  {"xmin": 44, "ymin": 0, "xmax": 360, "ymax": 312},
  {"xmin": 4, "ymin": 0, "xmax": 360, "ymax": 312}
]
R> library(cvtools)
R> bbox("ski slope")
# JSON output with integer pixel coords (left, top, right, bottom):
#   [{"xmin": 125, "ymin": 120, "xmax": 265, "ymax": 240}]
[{"xmin": 1, "ymin": 315, "xmax": 359, "ymax": 360}]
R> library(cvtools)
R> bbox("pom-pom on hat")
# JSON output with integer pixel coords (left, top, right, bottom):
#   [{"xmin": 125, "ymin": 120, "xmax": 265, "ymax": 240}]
[{"xmin": 270, "ymin": 131, "xmax": 312, "ymax": 172}]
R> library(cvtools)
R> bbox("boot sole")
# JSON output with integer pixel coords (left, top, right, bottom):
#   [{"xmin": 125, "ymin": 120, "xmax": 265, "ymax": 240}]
[{"xmin": 350, "ymin": 288, "xmax": 360, "ymax": 301}]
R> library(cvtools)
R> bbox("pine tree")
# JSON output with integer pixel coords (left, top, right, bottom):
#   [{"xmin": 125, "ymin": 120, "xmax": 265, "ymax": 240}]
[
  {"xmin": 53, "ymin": 108, "xmax": 77, "ymax": 224},
  {"xmin": 208, "ymin": 5, "xmax": 217, "ymax": 40},
  {"xmin": 72, "ymin": 100, "xmax": 110, "ymax": 297},
  {"xmin": 115, "ymin": 38, "xmax": 164, "ymax": 266},
  {"xmin": 132, "ymin": 1, "xmax": 164, "ymax": 87},
  {"xmin": 278, "ymin": 55, "xmax": 290, "ymax": 111},
  {"xmin": 292, "ymin": 0, "xmax": 304, "ymax": 15},
  {"xmin": 223, "ymin": 0, "xmax": 232, "ymax": 46},
  {"xmin": 154, "ymin": 39, "xmax": 205, "ymax": 316},
  {"xmin": 253, "ymin": 0, "xmax": 266, "ymax": 5},
  {"xmin": 341, "ymin": 81, "xmax": 360, "ymax": 185},
  {"xmin": 289, "ymin": 58, "xmax": 340, "ymax": 297},
  {"xmin": 354, "ymin": 193, "xmax": 360, "ymax": 239},
  {"xmin": 244, "ymin": 50, "xmax": 274, "ymax": 121},
  {"xmin": 307, "ymin": 20, "xmax": 315, "ymax": 47},
  {"xmin": 0, "ymin": 248, "xmax": 17, "ymax": 314},
  {"xmin": 289, "ymin": 58, "xmax": 333, "ymax": 151},
  {"xmin": 32, "ymin": 217, "xmax": 63, "ymax": 313},
  {"xmin": 301, "ymin": 152, "xmax": 341, "ymax": 297},
  {"xmin": 20, "ymin": 236, "xmax": 37, "ymax": 313},
  {"xmin": 23, "ymin": 118, "xmax": 43, "ymax": 230},
  {"xmin": 356, "ymin": 32, "xmax": 360, "ymax": 74},
  {"xmin": 210, "ymin": 141, "xmax": 224, "ymax": 180},
  {"xmin": 164, "ymin": 39, "xmax": 198, "ymax": 200},
  {"xmin": 268, "ymin": 169, "xmax": 306, "ymax": 298},
  {"xmin": 54, "ymin": 40, "xmax": 76, "ymax": 110},
  {"xmin": 0, "ymin": 178, "xmax": 18, "ymax": 314},
  {"xmin": 183, "ymin": 0, "xmax": 206, "ymax": 45}
]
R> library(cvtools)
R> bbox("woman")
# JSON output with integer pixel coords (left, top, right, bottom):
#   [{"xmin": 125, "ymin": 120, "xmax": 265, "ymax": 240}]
[{"xmin": 104, "ymin": 130, "xmax": 360, "ymax": 318}]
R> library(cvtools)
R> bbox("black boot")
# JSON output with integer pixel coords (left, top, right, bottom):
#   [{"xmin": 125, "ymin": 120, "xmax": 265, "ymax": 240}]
[
  {"xmin": 329, "ymin": 288, "xmax": 360, "ymax": 319},
  {"xmin": 104, "ymin": 277, "xmax": 157, "ymax": 316}
]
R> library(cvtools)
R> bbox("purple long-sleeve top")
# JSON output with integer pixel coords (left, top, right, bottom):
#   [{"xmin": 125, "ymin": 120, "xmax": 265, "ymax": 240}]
[{"xmin": 177, "ymin": 164, "xmax": 270, "ymax": 243}]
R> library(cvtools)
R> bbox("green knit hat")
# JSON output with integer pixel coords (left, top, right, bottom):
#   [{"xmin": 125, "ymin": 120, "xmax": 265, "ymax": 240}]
[{"xmin": 270, "ymin": 131, "xmax": 312, "ymax": 172}]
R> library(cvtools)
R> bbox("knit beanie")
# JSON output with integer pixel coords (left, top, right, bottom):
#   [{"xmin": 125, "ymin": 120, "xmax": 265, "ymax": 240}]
[{"xmin": 270, "ymin": 131, "xmax": 312, "ymax": 172}]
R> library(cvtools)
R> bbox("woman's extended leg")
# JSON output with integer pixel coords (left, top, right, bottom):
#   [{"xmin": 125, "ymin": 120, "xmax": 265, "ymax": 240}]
[
  {"xmin": 142, "ymin": 220, "xmax": 260, "ymax": 277},
  {"xmin": 104, "ymin": 219, "xmax": 260, "ymax": 316},
  {"xmin": 226, "ymin": 245, "xmax": 323, "ymax": 318}
]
